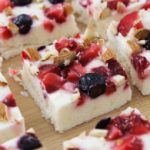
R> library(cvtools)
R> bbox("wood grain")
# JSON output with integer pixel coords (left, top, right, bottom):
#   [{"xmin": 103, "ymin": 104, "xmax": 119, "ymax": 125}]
[{"xmin": 2, "ymin": 55, "xmax": 150, "ymax": 150}]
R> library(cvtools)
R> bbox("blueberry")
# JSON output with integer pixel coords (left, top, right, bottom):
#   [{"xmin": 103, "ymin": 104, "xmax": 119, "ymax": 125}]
[
  {"xmin": 17, "ymin": 133, "xmax": 42, "ymax": 150},
  {"xmin": 13, "ymin": 14, "xmax": 33, "ymax": 34},
  {"xmin": 78, "ymin": 73, "xmax": 106, "ymax": 98},
  {"xmin": 11, "ymin": 0, "xmax": 32, "ymax": 6},
  {"xmin": 143, "ymin": 37, "xmax": 150, "ymax": 50},
  {"xmin": 95, "ymin": 117, "xmax": 111, "ymax": 129},
  {"xmin": 48, "ymin": 0, "xmax": 64, "ymax": 4}
]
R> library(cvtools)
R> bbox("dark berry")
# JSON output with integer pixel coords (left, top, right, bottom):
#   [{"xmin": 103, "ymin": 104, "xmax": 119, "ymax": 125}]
[
  {"xmin": 3, "ymin": 94, "xmax": 16, "ymax": 107},
  {"xmin": 13, "ymin": 14, "xmax": 33, "ymax": 34},
  {"xmin": 95, "ymin": 117, "xmax": 111, "ymax": 129},
  {"xmin": 11, "ymin": 0, "xmax": 32, "ymax": 6},
  {"xmin": 78, "ymin": 73, "xmax": 106, "ymax": 98},
  {"xmin": 18, "ymin": 133, "xmax": 42, "ymax": 150},
  {"xmin": 143, "ymin": 36, "xmax": 150, "ymax": 50},
  {"xmin": 48, "ymin": 0, "xmax": 64, "ymax": 4}
]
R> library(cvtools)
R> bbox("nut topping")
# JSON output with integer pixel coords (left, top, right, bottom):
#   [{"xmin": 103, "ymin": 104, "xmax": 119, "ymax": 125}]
[
  {"xmin": 117, "ymin": 2, "xmax": 126, "ymax": 14},
  {"xmin": 127, "ymin": 40, "xmax": 141, "ymax": 53},
  {"xmin": 64, "ymin": 4, "xmax": 73, "ymax": 15},
  {"xmin": 102, "ymin": 48, "xmax": 116, "ymax": 62},
  {"xmin": 54, "ymin": 50, "xmax": 76, "ymax": 66},
  {"xmin": 100, "ymin": 8, "xmax": 111, "ymax": 19},
  {"xmin": 135, "ymin": 29, "xmax": 150, "ymax": 40},
  {"xmin": 25, "ymin": 48, "xmax": 41, "ymax": 61},
  {"xmin": 0, "ymin": 103, "xmax": 8, "ymax": 121},
  {"xmin": 4, "ymin": 6, "xmax": 13, "ymax": 16},
  {"xmin": 8, "ymin": 22, "xmax": 19, "ymax": 34}
]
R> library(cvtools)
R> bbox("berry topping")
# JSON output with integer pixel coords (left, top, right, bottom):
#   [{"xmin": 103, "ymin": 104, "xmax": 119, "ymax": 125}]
[
  {"xmin": 106, "ymin": 111, "xmax": 150, "ymax": 140},
  {"xmin": 105, "ymin": 79, "xmax": 116, "ymax": 95},
  {"xmin": 2, "ymin": 93, "xmax": 16, "ymax": 107},
  {"xmin": 0, "ymin": 146, "xmax": 5, "ymax": 150},
  {"xmin": 48, "ymin": 0, "xmax": 64, "ymax": 4},
  {"xmin": 38, "ymin": 64, "xmax": 61, "ymax": 79},
  {"xmin": 44, "ymin": 4, "xmax": 66, "ymax": 23},
  {"xmin": 78, "ymin": 73, "xmax": 106, "ymax": 98},
  {"xmin": 67, "ymin": 62, "xmax": 85, "ymax": 83},
  {"xmin": 43, "ymin": 19, "xmax": 54, "ymax": 32},
  {"xmin": 0, "ymin": 26, "xmax": 12, "ymax": 40},
  {"xmin": 107, "ymin": 0, "xmax": 129, "ymax": 10},
  {"xmin": 142, "ymin": 1, "xmax": 150, "ymax": 10},
  {"xmin": 13, "ymin": 14, "xmax": 33, "ymax": 34},
  {"xmin": 143, "ymin": 36, "xmax": 150, "ymax": 50},
  {"xmin": 11, "ymin": 0, "xmax": 32, "ymax": 6},
  {"xmin": 79, "ymin": 43, "xmax": 100, "ymax": 65},
  {"xmin": 0, "ymin": 0, "xmax": 10, "ymax": 12},
  {"xmin": 131, "ymin": 53, "xmax": 149, "ymax": 79},
  {"xmin": 96, "ymin": 117, "xmax": 111, "ymax": 129},
  {"xmin": 79, "ymin": 0, "xmax": 92, "ymax": 8},
  {"xmin": 18, "ymin": 133, "xmax": 42, "ymax": 150},
  {"xmin": 41, "ymin": 73, "xmax": 65, "ymax": 93},
  {"xmin": 107, "ymin": 59, "xmax": 127, "ymax": 79},
  {"xmin": 117, "ymin": 11, "xmax": 142, "ymax": 36},
  {"xmin": 92, "ymin": 66, "xmax": 109, "ymax": 77}
]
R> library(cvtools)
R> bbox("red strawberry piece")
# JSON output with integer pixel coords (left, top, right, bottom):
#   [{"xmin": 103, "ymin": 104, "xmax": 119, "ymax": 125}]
[
  {"xmin": 0, "ymin": 26, "xmax": 12, "ymax": 40},
  {"xmin": 38, "ymin": 64, "xmax": 61, "ymax": 79},
  {"xmin": 107, "ymin": 126, "xmax": 123, "ymax": 140},
  {"xmin": 67, "ymin": 62, "xmax": 85, "ymax": 82},
  {"xmin": 21, "ymin": 51, "xmax": 30, "ymax": 60},
  {"xmin": 0, "ymin": 0, "xmax": 10, "ymax": 12},
  {"xmin": 43, "ymin": 19, "xmax": 54, "ymax": 32},
  {"xmin": 44, "ymin": 4, "xmax": 66, "ymax": 23},
  {"xmin": 79, "ymin": 43, "xmax": 100, "ymax": 65},
  {"xmin": 107, "ymin": 0, "xmax": 129, "ymax": 10},
  {"xmin": 142, "ymin": 0, "xmax": 150, "ymax": 10},
  {"xmin": 117, "ymin": 11, "xmax": 140, "ymax": 36},
  {"xmin": 41, "ymin": 73, "xmax": 65, "ymax": 93},
  {"xmin": 55, "ymin": 38, "xmax": 69, "ymax": 52},
  {"xmin": 106, "ymin": 79, "xmax": 116, "ymax": 95},
  {"xmin": 92, "ymin": 66, "xmax": 109, "ymax": 77},
  {"xmin": 3, "ymin": 93, "xmax": 16, "ymax": 107},
  {"xmin": 131, "ymin": 53, "xmax": 149, "ymax": 79}
]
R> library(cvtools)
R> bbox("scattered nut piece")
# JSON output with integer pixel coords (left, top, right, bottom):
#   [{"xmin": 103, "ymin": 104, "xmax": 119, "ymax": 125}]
[
  {"xmin": 32, "ymin": 15, "xmax": 39, "ymax": 20},
  {"xmin": 117, "ymin": 2, "xmax": 126, "ymax": 14},
  {"xmin": 102, "ymin": 48, "xmax": 116, "ymax": 62},
  {"xmin": 0, "ymin": 103, "xmax": 8, "ymax": 121},
  {"xmin": 8, "ymin": 22, "xmax": 19, "ymax": 34},
  {"xmin": 54, "ymin": 50, "xmax": 76, "ymax": 66},
  {"xmin": 25, "ymin": 48, "xmax": 41, "ymax": 61},
  {"xmin": 100, "ymin": 8, "xmax": 111, "ymax": 19},
  {"xmin": 89, "ymin": 129, "xmax": 108, "ymax": 138},
  {"xmin": 135, "ymin": 29, "xmax": 150, "ymax": 40},
  {"xmin": 0, "ymin": 73, "xmax": 7, "ymax": 86},
  {"xmin": 64, "ymin": 4, "xmax": 73, "ymax": 15},
  {"xmin": 4, "ymin": 6, "xmax": 13, "ymax": 16},
  {"xmin": 127, "ymin": 40, "xmax": 141, "ymax": 53}
]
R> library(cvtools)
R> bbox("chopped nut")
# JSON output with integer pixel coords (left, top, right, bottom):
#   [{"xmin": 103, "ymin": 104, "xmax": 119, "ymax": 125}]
[
  {"xmin": 8, "ymin": 22, "xmax": 19, "ymax": 34},
  {"xmin": 127, "ymin": 40, "xmax": 141, "ymax": 53},
  {"xmin": 0, "ymin": 103, "xmax": 8, "ymax": 121},
  {"xmin": 0, "ymin": 82, "xmax": 7, "ymax": 87},
  {"xmin": 135, "ymin": 29, "xmax": 150, "ymax": 40},
  {"xmin": 64, "ymin": 4, "xmax": 73, "ymax": 15},
  {"xmin": 54, "ymin": 50, "xmax": 76, "ymax": 66},
  {"xmin": 32, "ymin": 15, "xmax": 39, "ymax": 20},
  {"xmin": 4, "ymin": 6, "xmax": 13, "ymax": 16},
  {"xmin": 100, "ymin": 8, "xmax": 111, "ymax": 19},
  {"xmin": 83, "ymin": 23, "xmax": 98, "ymax": 41},
  {"xmin": 89, "ymin": 129, "xmax": 108, "ymax": 137},
  {"xmin": 0, "ymin": 73, "xmax": 7, "ymax": 85},
  {"xmin": 117, "ymin": 2, "xmax": 126, "ymax": 14},
  {"xmin": 102, "ymin": 48, "xmax": 116, "ymax": 62},
  {"xmin": 25, "ymin": 48, "xmax": 41, "ymax": 61}
]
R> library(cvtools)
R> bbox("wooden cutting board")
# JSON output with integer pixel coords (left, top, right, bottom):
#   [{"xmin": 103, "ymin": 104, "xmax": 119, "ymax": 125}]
[{"xmin": 2, "ymin": 55, "xmax": 150, "ymax": 150}]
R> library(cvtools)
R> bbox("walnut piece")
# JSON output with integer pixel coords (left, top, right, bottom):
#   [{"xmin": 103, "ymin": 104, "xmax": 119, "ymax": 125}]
[{"xmin": 135, "ymin": 29, "xmax": 150, "ymax": 40}]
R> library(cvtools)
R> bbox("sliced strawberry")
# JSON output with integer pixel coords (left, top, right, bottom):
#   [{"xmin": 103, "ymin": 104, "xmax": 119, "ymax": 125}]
[
  {"xmin": 0, "ymin": 0, "xmax": 10, "ymax": 12},
  {"xmin": 41, "ymin": 73, "xmax": 65, "ymax": 93},
  {"xmin": 117, "ymin": 11, "xmax": 140, "ymax": 36},
  {"xmin": 0, "ymin": 26, "xmax": 12, "ymax": 40},
  {"xmin": 142, "ymin": 0, "xmax": 150, "ymax": 10},
  {"xmin": 38, "ymin": 64, "xmax": 61, "ymax": 79},
  {"xmin": 55, "ymin": 38, "xmax": 69, "ymax": 52},
  {"xmin": 67, "ymin": 62, "xmax": 85, "ymax": 82},
  {"xmin": 44, "ymin": 4, "xmax": 66, "ymax": 23},
  {"xmin": 43, "ymin": 19, "xmax": 54, "ymax": 32},
  {"xmin": 107, "ymin": 0, "xmax": 129, "ymax": 10},
  {"xmin": 79, "ymin": 43, "xmax": 100, "ymax": 65}
]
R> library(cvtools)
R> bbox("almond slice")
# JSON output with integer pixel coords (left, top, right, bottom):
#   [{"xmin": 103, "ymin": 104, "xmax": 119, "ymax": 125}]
[
  {"xmin": 4, "ymin": 6, "xmax": 13, "ymax": 16},
  {"xmin": 25, "ymin": 48, "xmax": 40, "ymax": 61},
  {"xmin": 102, "ymin": 48, "xmax": 116, "ymax": 62},
  {"xmin": 135, "ymin": 29, "xmax": 150, "ymax": 40},
  {"xmin": 127, "ymin": 40, "xmax": 141, "ymax": 53},
  {"xmin": 8, "ymin": 22, "xmax": 19, "ymax": 34},
  {"xmin": 117, "ymin": 2, "xmax": 126, "ymax": 14},
  {"xmin": 0, "ymin": 103, "xmax": 8, "ymax": 121},
  {"xmin": 64, "ymin": 3, "xmax": 73, "ymax": 15},
  {"xmin": 54, "ymin": 50, "xmax": 76, "ymax": 66},
  {"xmin": 100, "ymin": 8, "xmax": 111, "ymax": 19}
]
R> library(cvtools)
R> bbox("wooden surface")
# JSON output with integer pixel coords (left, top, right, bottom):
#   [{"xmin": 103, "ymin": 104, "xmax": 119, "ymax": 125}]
[{"xmin": 2, "ymin": 55, "xmax": 150, "ymax": 150}]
